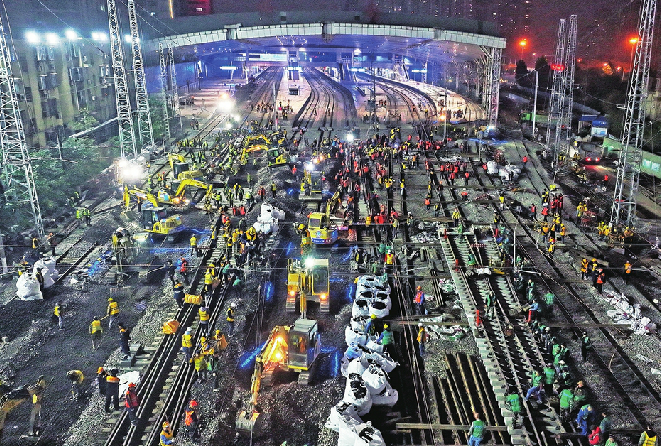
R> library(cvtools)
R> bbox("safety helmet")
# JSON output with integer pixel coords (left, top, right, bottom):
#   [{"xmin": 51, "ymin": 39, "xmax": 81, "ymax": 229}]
[
  {"xmin": 97, "ymin": 367, "xmax": 105, "ymax": 374},
  {"xmin": 592, "ymin": 258, "xmax": 597, "ymax": 262},
  {"xmin": 186, "ymin": 327, "xmax": 192, "ymax": 333},
  {"xmin": 200, "ymin": 337, "xmax": 207, "ymax": 343},
  {"xmin": 201, "ymin": 307, "xmax": 208, "ymax": 312},
  {"xmin": 417, "ymin": 286, "xmax": 421, "ymax": 290},
  {"xmin": 108, "ymin": 297, "xmax": 114, "ymax": 302},
  {"xmin": 383, "ymin": 324, "xmax": 389, "ymax": 329},
  {"xmin": 231, "ymin": 302, "xmax": 237, "ymax": 308},
  {"xmin": 128, "ymin": 383, "xmax": 136, "ymax": 388},
  {"xmin": 215, "ymin": 330, "xmax": 221, "ymax": 336},
  {"xmin": 190, "ymin": 400, "xmax": 198, "ymax": 408},
  {"xmin": 370, "ymin": 314, "xmax": 377, "ymax": 319},
  {"xmin": 163, "ymin": 421, "xmax": 170, "ymax": 428}
]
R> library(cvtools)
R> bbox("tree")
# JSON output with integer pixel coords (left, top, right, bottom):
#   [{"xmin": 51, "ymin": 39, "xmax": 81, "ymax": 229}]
[
  {"xmin": 515, "ymin": 60, "xmax": 532, "ymax": 88},
  {"xmin": 535, "ymin": 57, "xmax": 551, "ymax": 93}
]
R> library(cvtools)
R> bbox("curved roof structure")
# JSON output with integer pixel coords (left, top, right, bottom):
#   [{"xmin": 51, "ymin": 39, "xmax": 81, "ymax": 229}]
[{"xmin": 144, "ymin": 11, "xmax": 506, "ymax": 65}]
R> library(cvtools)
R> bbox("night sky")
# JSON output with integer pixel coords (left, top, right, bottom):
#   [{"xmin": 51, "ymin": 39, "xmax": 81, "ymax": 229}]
[{"xmin": 513, "ymin": 0, "xmax": 651, "ymax": 67}]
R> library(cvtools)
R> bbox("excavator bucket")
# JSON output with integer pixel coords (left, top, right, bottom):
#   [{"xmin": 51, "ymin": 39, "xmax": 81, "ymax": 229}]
[{"xmin": 236, "ymin": 410, "xmax": 260, "ymax": 432}]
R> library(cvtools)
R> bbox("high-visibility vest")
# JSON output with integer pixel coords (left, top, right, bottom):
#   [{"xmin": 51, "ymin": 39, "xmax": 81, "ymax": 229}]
[
  {"xmin": 108, "ymin": 301, "xmax": 119, "ymax": 315},
  {"xmin": 190, "ymin": 236, "xmax": 197, "ymax": 247},
  {"xmin": 642, "ymin": 432, "xmax": 657, "ymax": 446},
  {"xmin": 54, "ymin": 305, "xmax": 61, "ymax": 317},
  {"xmin": 385, "ymin": 252, "xmax": 394, "ymax": 265},
  {"xmin": 182, "ymin": 334, "xmax": 193, "ymax": 348},
  {"xmin": 90, "ymin": 320, "xmax": 102, "ymax": 334},
  {"xmin": 226, "ymin": 308, "xmax": 235, "ymax": 322},
  {"xmin": 199, "ymin": 308, "xmax": 209, "ymax": 322},
  {"xmin": 581, "ymin": 260, "xmax": 588, "ymax": 272},
  {"xmin": 625, "ymin": 263, "xmax": 632, "ymax": 274},
  {"xmin": 185, "ymin": 409, "xmax": 196, "ymax": 426},
  {"xmin": 204, "ymin": 273, "xmax": 213, "ymax": 285},
  {"xmin": 597, "ymin": 274, "xmax": 604, "ymax": 284}
]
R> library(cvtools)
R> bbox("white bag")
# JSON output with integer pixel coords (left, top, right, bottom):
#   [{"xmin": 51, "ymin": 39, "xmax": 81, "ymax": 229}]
[
  {"xmin": 326, "ymin": 401, "xmax": 361, "ymax": 432},
  {"xmin": 353, "ymin": 422, "xmax": 386, "ymax": 446},
  {"xmin": 371, "ymin": 381, "xmax": 399, "ymax": 407},
  {"xmin": 344, "ymin": 374, "xmax": 372, "ymax": 416},
  {"xmin": 16, "ymin": 273, "xmax": 43, "ymax": 300},
  {"xmin": 34, "ymin": 257, "xmax": 58, "ymax": 288},
  {"xmin": 364, "ymin": 351, "xmax": 398, "ymax": 373},
  {"xmin": 345, "ymin": 326, "xmax": 368, "ymax": 347},
  {"xmin": 362, "ymin": 364, "xmax": 387, "ymax": 394}
]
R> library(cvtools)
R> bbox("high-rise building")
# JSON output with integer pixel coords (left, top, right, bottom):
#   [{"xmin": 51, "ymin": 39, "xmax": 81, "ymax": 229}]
[{"xmin": 11, "ymin": 37, "xmax": 115, "ymax": 148}]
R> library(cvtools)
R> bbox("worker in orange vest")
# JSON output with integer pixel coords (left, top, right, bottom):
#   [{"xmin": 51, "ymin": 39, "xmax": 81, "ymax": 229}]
[
  {"xmin": 183, "ymin": 400, "xmax": 200, "ymax": 440},
  {"xmin": 624, "ymin": 261, "xmax": 632, "ymax": 285}
]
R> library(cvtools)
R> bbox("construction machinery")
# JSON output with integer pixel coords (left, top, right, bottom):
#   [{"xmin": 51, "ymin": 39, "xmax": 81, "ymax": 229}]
[
  {"xmin": 124, "ymin": 186, "xmax": 183, "ymax": 207},
  {"xmin": 300, "ymin": 169, "xmax": 323, "ymax": 201},
  {"xmin": 174, "ymin": 178, "xmax": 213, "ymax": 201},
  {"xmin": 0, "ymin": 380, "xmax": 45, "ymax": 439},
  {"xmin": 140, "ymin": 207, "xmax": 183, "ymax": 240},
  {"xmin": 267, "ymin": 147, "xmax": 290, "ymax": 167},
  {"xmin": 168, "ymin": 153, "xmax": 203, "ymax": 180},
  {"xmin": 286, "ymin": 258, "xmax": 330, "ymax": 314},
  {"xmin": 306, "ymin": 191, "xmax": 343, "ymax": 245},
  {"xmin": 236, "ymin": 318, "xmax": 322, "ymax": 432},
  {"xmin": 307, "ymin": 211, "xmax": 338, "ymax": 245}
]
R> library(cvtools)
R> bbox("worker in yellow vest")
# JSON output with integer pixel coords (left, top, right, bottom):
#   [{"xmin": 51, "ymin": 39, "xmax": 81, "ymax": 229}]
[
  {"xmin": 181, "ymin": 327, "xmax": 193, "ymax": 362},
  {"xmin": 638, "ymin": 425, "xmax": 658, "ymax": 446},
  {"xmin": 89, "ymin": 316, "xmax": 103, "ymax": 349},
  {"xmin": 190, "ymin": 234, "xmax": 198, "ymax": 256},
  {"xmin": 107, "ymin": 298, "xmax": 120, "ymax": 329},
  {"xmin": 198, "ymin": 307, "xmax": 210, "ymax": 335}
]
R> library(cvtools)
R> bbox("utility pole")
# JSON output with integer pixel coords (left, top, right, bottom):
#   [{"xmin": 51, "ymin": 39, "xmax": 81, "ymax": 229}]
[
  {"xmin": 128, "ymin": 0, "xmax": 154, "ymax": 151},
  {"xmin": 158, "ymin": 43, "xmax": 171, "ymax": 141},
  {"xmin": 611, "ymin": 0, "xmax": 657, "ymax": 228},
  {"xmin": 106, "ymin": 0, "xmax": 137, "ymax": 158},
  {"xmin": 0, "ymin": 11, "xmax": 44, "ymax": 238},
  {"xmin": 532, "ymin": 69, "xmax": 539, "ymax": 137}
]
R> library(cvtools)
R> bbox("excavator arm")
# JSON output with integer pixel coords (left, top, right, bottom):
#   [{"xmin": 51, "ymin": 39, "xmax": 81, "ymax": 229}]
[
  {"xmin": 175, "ymin": 179, "xmax": 210, "ymax": 197},
  {"xmin": 127, "ymin": 188, "xmax": 159, "ymax": 208}
]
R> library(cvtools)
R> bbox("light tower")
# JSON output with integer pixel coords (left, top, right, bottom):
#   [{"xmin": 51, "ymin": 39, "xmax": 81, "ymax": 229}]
[
  {"xmin": 0, "ymin": 12, "xmax": 44, "ymax": 238},
  {"xmin": 128, "ymin": 0, "xmax": 154, "ymax": 151},
  {"xmin": 611, "ymin": 0, "xmax": 657, "ymax": 228},
  {"xmin": 106, "ymin": 0, "xmax": 137, "ymax": 158},
  {"xmin": 546, "ymin": 18, "xmax": 567, "ymax": 173},
  {"xmin": 158, "ymin": 43, "xmax": 171, "ymax": 141},
  {"xmin": 560, "ymin": 15, "xmax": 577, "ymax": 143}
]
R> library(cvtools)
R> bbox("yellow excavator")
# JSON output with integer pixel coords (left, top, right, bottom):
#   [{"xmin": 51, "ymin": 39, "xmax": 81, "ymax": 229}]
[
  {"xmin": 299, "ymin": 170, "xmax": 323, "ymax": 200},
  {"xmin": 286, "ymin": 258, "xmax": 330, "ymax": 314},
  {"xmin": 306, "ymin": 191, "xmax": 342, "ymax": 245},
  {"xmin": 267, "ymin": 147, "xmax": 290, "ymax": 167},
  {"xmin": 168, "ymin": 153, "xmax": 203, "ymax": 181},
  {"xmin": 0, "ymin": 378, "xmax": 46, "ymax": 440},
  {"xmin": 236, "ymin": 318, "xmax": 321, "ymax": 432},
  {"xmin": 123, "ymin": 187, "xmax": 184, "ymax": 239},
  {"xmin": 174, "ymin": 178, "xmax": 213, "ymax": 200}
]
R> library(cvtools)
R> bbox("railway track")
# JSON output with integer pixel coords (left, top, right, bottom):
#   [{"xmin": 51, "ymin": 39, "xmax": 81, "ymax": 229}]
[
  {"xmin": 472, "ymin": 157, "xmax": 661, "ymax": 439},
  {"xmin": 240, "ymin": 67, "xmax": 283, "ymax": 130},
  {"xmin": 293, "ymin": 68, "xmax": 357, "ymax": 145},
  {"xmin": 357, "ymin": 72, "xmax": 437, "ymax": 139}
]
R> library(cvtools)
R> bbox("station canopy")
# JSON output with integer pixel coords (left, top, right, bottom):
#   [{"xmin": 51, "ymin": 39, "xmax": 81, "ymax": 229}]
[{"xmin": 144, "ymin": 10, "xmax": 506, "ymax": 65}]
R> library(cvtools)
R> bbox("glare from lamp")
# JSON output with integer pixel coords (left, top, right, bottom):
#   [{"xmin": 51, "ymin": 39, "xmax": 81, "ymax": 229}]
[
  {"xmin": 65, "ymin": 29, "xmax": 78, "ymax": 41},
  {"xmin": 25, "ymin": 31, "xmax": 40, "ymax": 44},
  {"xmin": 45, "ymin": 33, "xmax": 60, "ymax": 46}
]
